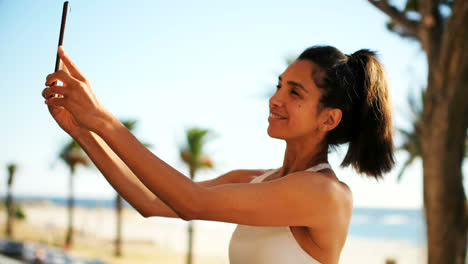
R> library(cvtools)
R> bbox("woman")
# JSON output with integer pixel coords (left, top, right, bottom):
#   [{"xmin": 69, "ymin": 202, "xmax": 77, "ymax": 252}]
[{"xmin": 42, "ymin": 45, "xmax": 394, "ymax": 264}]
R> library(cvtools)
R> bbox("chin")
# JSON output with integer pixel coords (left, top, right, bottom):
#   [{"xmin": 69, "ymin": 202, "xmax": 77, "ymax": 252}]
[{"xmin": 267, "ymin": 126, "xmax": 287, "ymax": 139}]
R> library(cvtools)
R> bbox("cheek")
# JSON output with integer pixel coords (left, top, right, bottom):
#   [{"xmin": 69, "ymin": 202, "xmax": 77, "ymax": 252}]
[
  {"xmin": 290, "ymin": 104, "xmax": 319, "ymax": 130},
  {"xmin": 293, "ymin": 103, "xmax": 313, "ymax": 120}
]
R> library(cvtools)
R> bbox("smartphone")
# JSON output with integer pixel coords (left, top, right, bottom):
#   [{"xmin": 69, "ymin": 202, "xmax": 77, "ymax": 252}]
[{"xmin": 51, "ymin": 1, "xmax": 69, "ymax": 87}]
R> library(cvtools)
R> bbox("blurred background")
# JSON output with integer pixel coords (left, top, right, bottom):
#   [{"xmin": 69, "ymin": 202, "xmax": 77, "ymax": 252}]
[{"xmin": 1, "ymin": 0, "xmax": 466, "ymax": 263}]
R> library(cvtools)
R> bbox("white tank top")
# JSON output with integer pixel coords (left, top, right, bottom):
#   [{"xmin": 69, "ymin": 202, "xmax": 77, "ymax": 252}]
[{"xmin": 228, "ymin": 163, "xmax": 331, "ymax": 264}]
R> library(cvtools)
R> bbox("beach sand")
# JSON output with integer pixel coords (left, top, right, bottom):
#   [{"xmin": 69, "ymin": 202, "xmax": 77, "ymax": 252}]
[{"xmin": 1, "ymin": 203, "xmax": 433, "ymax": 264}]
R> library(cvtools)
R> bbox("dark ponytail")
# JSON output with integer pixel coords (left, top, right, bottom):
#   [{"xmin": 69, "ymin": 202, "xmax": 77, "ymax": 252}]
[{"xmin": 297, "ymin": 46, "xmax": 395, "ymax": 179}]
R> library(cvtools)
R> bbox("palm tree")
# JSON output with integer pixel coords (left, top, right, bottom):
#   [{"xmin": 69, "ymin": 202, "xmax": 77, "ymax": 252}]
[
  {"xmin": 396, "ymin": 90, "xmax": 424, "ymax": 182},
  {"xmin": 5, "ymin": 163, "xmax": 17, "ymax": 238},
  {"xmin": 180, "ymin": 128, "xmax": 213, "ymax": 264},
  {"xmin": 59, "ymin": 140, "xmax": 90, "ymax": 248},
  {"xmin": 114, "ymin": 120, "xmax": 152, "ymax": 257}
]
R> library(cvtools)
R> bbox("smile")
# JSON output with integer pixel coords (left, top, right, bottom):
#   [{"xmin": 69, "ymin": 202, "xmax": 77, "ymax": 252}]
[{"xmin": 269, "ymin": 113, "xmax": 287, "ymax": 120}]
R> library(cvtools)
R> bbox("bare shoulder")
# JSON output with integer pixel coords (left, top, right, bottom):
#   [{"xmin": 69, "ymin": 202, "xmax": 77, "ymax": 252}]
[{"xmin": 292, "ymin": 170, "xmax": 353, "ymax": 218}]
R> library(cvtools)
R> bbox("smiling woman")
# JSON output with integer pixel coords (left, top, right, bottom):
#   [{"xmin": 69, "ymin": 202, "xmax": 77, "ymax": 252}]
[{"xmin": 41, "ymin": 44, "xmax": 394, "ymax": 264}]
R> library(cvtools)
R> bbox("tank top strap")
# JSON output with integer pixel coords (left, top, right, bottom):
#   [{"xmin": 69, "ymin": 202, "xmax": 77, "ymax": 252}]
[
  {"xmin": 305, "ymin": 163, "xmax": 331, "ymax": 172},
  {"xmin": 251, "ymin": 163, "xmax": 331, "ymax": 183},
  {"xmin": 250, "ymin": 169, "xmax": 280, "ymax": 183}
]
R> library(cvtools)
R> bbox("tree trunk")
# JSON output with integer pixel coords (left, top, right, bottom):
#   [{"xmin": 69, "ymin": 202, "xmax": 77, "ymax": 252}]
[
  {"xmin": 186, "ymin": 221, "xmax": 194, "ymax": 264},
  {"xmin": 5, "ymin": 188, "xmax": 13, "ymax": 238},
  {"xmin": 421, "ymin": 7, "xmax": 468, "ymax": 259},
  {"xmin": 115, "ymin": 194, "xmax": 123, "ymax": 257},
  {"xmin": 186, "ymin": 166, "xmax": 196, "ymax": 264},
  {"xmin": 422, "ymin": 101, "xmax": 467, "ymax": 264},
  {"xmin": 65, "ymin": 170, "xmax": 75, "ymax": 248}
]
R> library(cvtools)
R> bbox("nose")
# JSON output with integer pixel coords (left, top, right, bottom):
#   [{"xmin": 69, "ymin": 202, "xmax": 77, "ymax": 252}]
[{"xmin": 269, "ymin": 90, "xmax": 283, "ymax": 108}]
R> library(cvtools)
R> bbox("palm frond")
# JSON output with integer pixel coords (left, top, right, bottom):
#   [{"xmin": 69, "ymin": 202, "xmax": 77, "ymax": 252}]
[
  {"xmin": 122, "ymin": 120, "xmax": 137, "ymax": 131},
  {"xmin": 396, "ymin": 89, "xmax": 425, "ymax": 181},
  {"xmin": 59, "ymin": 140, "xmax": 90, "ymax": 171},
  {"xmin": 396, "ymin": 155, "xmax": 416, "ymax": 183},
  {"xmin": 121, "ymin": 119, "xmax": 153, "ymax": 149},
  {"xmin": 186, "ymin": 128, "xmax": 209, "ymax": 161},
  {"xmin": 7, "ymin": 163, "xmax": 17, "ymax": 186},
  {"xmin": 180, "ymin": 127, "xmax": 213, "ymax": 174}
]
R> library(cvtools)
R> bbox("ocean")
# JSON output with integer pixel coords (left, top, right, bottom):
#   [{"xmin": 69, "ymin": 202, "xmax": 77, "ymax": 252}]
[
  {"xmin": 349, "ymin": 207, "xmax": 425, "ymax": 245},
  {"xmin": 14, "ymin": 196, "xmax": 426, "ymax": 245}
]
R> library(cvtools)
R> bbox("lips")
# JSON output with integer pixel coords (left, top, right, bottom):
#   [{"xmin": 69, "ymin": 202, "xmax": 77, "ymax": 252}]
[{"xmin": 268, "ymin": 111, "xmax": 287, "ymax": 120}]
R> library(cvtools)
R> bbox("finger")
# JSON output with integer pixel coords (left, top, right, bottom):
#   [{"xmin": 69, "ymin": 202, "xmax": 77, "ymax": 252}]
[
  {"xmin": 42, "ymin": 85, "xmax": 67, "ymax": 99},
  {"xmin": 45, "ymin": 70, "xmax": 80, "ymax": 87},
  {"xmin": 58, "ymin": 46, "xmax": 86, "ymax": 81},
  {"xmin": 52, "ymin": 64, "xmax": 70, "ymax": 86},
  {"xmin": 45, "ymin": 96, "xmax": 68, "ymax": 108},
  {"xmin": 47, "ymin": 104, "xmax": 64, "ymax": 112},
  {"xmin": 42, "ymin": 87, "xmax": 56, "ymax": 99},
  {"xmin": 62, "ymin": 63, "xmax": 70, "ymax": 74},
  {"xmin": 42, "ymin": 87, "xmax": 48, "ymax": 99}
]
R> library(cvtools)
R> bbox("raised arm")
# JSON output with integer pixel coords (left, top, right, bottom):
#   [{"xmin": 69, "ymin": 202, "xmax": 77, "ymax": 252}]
[{"xmin": 72, "ymin": 130, "xmax": 265, "ymax": 218}]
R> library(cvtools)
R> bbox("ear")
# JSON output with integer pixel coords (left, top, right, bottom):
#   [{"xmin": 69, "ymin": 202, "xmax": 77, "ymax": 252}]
[{"xmin": 321, "ymin": 108, "xmax": 342, "ymax": 132}]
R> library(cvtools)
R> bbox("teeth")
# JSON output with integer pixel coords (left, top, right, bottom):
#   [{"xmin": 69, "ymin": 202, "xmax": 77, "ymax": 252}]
[{"xmin": 270, "ymin": 113, "xmax": 285, "ymax": 119}]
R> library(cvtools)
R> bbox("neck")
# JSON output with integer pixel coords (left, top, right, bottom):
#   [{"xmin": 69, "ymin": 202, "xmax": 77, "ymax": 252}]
[{"xmin": 280, "ymin": 136, "xmax": 328, "ymax": 176}]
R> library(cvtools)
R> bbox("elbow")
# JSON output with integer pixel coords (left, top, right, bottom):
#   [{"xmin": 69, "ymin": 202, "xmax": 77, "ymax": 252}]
[
  {"xmin": 178, "ymin": 188, "xmax": 204, "ymax": 221},
  {"xmin": 178, "ymin": 212, "xmax": 193, "ymax": 221},
  {"xmin": 135, "ymin": 204, "xmax": 156, "ymax": 218},
  {"xmin": 178, "ymin": 204, "xmax": 199, "ymax": 221},
  {"xmin": 142, "ymin": 213, "xmax": 151, "ymax": 218},
  {"xmin": 142, "ymin": 212, "xmax": 152, "ymax": 218},
  {"xmin": 138, "ymin": 208, "xmax": 152, "ymax": 218}
]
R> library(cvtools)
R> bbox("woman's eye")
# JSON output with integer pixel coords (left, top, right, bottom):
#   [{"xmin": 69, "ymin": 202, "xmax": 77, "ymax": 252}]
[
  {"xmin": 291, "ymin": 90, "xmax": 300, "ymax": 96},
  {"xmin": 276, "ymin": 85, "xmax": 281, "ymax": 90}
]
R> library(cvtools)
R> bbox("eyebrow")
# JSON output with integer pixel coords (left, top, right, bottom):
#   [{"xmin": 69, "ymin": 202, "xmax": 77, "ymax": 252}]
[{"xmin": 278, "ymin": 76, "xmax": 309, "ymax": 93}]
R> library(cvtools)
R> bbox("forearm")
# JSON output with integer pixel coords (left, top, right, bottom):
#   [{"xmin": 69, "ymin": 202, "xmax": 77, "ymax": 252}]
[
  {"xmin": 75, "ymin": 131, "xmax": 180, "ymax": 218},
  {"xmin": 96, "ymin": 116, "xmax": 201, "ymax": 220}
]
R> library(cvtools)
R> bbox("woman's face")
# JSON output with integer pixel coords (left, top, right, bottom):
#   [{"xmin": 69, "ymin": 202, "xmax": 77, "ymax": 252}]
[{"xmin": 267, "ymin": 59, "xmax": 325, "ymax": 141}]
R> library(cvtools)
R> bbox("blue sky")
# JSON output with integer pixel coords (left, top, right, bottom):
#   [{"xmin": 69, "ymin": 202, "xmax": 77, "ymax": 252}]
[{"xmin": 1, "ymin": 0, "xmax": 464, "ymax": 208}]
